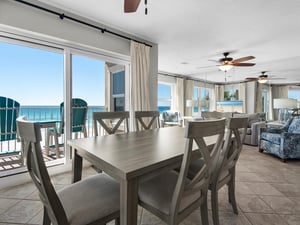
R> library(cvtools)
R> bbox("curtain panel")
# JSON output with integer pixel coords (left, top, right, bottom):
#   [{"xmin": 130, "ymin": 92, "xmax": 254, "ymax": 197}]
[
  {"xmin": 130, "ymin": 41, "xmax": 151, "ymax": 111},
  {"xmin": 238, "ymin": 83, "xmax": 246, "ymax": 113},
  {"xmin": 175, "ymin": 77, "xmax": 184, "ymax": 116}
]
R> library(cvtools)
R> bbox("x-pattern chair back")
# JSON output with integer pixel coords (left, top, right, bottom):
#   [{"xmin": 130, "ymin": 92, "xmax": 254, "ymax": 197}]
[
  {"xmin": 135, "ymin": 111, "xmax": 160, "ymax": 131},
  {"xmin": 93, "ymin": 111, "xmax": 129, "ymax": 135}
]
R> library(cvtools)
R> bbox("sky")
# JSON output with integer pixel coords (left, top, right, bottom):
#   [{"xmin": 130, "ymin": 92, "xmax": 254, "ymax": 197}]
[
  {"xmin": 0, "ymin": 40, "xmax": 170, "ymax": 107},
  {"xmin": 0, "ymin": 41, "xmax": 105, "ymax": 106}
]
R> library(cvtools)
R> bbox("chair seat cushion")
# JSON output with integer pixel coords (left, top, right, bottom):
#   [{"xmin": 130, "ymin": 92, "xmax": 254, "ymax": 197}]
[
  {"xmin": 58, "ymin": 174, "xmax": 119, "ymax": 225},
  {"xmin": 260, "ymin": 132, "xmax": 281, "ymax": 145},
  {"xmin": 138, "ymin": 170, "xmax": 200, "ymax": 215}
]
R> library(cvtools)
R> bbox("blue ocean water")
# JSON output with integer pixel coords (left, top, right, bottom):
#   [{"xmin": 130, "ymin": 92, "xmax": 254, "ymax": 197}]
[{"xmin": 19, "ymin": 106, "xmax": 170, "ymax": 122}]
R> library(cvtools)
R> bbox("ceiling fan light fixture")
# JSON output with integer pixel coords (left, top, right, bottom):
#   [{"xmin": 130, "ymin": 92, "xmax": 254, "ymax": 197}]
[
  {"xmin": 258, "ymin": 79, "xmax": 268, "ymax": 84},
  {"xmin": 219, "ymin": 64, "xmax": 233, "ymax": 72}
]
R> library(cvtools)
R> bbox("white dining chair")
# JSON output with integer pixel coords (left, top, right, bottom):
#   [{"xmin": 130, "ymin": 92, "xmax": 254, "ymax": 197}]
[
  {"xmin": 17, "ymin": 117, "xmax": 120, "ymax": 225},
  {"xmin": 138, "ymin": 119, "xmax": 226, "ymax": 225}
]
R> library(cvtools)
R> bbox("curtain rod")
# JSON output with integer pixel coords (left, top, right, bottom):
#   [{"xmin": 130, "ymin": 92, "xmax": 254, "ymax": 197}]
[{"xmin": 15, "ymin": 0, "xmax": 152, "ymax": 48}]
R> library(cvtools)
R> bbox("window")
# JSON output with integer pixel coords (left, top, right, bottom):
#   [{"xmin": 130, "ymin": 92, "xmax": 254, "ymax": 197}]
[
  {"xmin": 157, "ymin": 83, "xmax": 171, "ymax": 113},
  {"xmin": 193, "ymin": 87, "xmax": 210, "ymax": 113}
]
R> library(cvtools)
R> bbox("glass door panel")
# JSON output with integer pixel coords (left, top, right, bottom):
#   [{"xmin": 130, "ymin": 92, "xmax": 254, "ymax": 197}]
[{"xmin": 0, "ymin": 41, "xmax": 63, "ymax": 175}]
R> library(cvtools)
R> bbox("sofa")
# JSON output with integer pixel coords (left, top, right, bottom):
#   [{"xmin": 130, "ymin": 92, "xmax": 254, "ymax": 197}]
[
  {"xmin": 233, "ymin": 112, "xmax": 266, "ymax": 146},
  {"xmin": 201, "ymin": 111, "xmax": 266, "ymax": 146},
  {"xmin": 259, "ymin": 116, "xmax": 300, "ymax": 162}
]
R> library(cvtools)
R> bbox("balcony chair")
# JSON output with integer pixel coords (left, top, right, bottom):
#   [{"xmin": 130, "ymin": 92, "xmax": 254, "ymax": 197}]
[
  {"xmin": 47, "ymin": 98, "xmax": 88, "ymax": 158},
  {"xmin": 93, "ymin": 111, "xmax": 129, "ymax": 136},
  {"xmin": 0, "ymin": 96, "xmax": 21, "ymax": 160},
  {"xmin": 138, "ymin": 119, "xmax": 226, "ymax": 225},
  {"xmin": 187, "ymin": 117, "xmax": 247, "ymax": 225},
  {"xmin": 16, "ymin": 117, "xmax": 120, "ymax": 225},
  {"xmin": 135, "ymin": 110, "xmax": 160, "ymax": 131},
  {"xmin": 161, "ymin": 110, "xmax": 183, "ymax": 127}
]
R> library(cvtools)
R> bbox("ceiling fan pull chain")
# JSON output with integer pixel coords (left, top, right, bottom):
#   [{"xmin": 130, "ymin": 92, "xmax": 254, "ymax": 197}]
[{"xmin": 145, "ymin": 0, "xmax": 148, "ymax": 15}]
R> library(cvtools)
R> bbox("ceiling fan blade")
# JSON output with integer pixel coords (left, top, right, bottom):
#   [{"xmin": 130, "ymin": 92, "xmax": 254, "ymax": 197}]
[
  {"xmin": 245, "ymin": 77, "xmax": 258, "ymax": 81},
  {"xmin": 124, "ymin": 0, "xmax": 141, "ymax": 12},
  {"xmin": 232, "ymin": 56, "xmax": 255, "ymax": 63},
  {"xmin": 269, "ymin": 77, "xmax": 286, "ymax": 80},
  {"xmin": 233, "ymin": 62, "xmax": 256, "ymax": 67}
]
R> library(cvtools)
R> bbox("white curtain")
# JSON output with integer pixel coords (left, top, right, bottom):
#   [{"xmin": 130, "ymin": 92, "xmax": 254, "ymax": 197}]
[
  {"xmin": 214, "ymin": 84, "xmax": 224, "ymax": 102},
  {"xmin": 104, "ymin": 63, "xmax": 110, "ymax": 112},
  {"xmin": 174, "ymin": 77, "xmax": 184, "ymax": 116},
  {"xmin": 238, "ymin": 83, "xmax": 246, "ymax": 113},
  {"xmin": 255, "ymin": 83, "xmax": 263, "ymax": 113},
  {"xmin": 130, "ymin": 41, "xmax": 151, "ymax": 111},
  {"xmin": 185, "ymin": 80, "xmax": 194, "ymax": 116},
  {"xmin": 268, "ymin": 85, "xmax": 274, "ymax": 120}
]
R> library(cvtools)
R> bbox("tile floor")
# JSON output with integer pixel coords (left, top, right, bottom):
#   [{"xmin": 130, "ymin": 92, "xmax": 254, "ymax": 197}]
[{"xmin": 0, "ymin": 145, "xmax": 300, "ymax": 225}]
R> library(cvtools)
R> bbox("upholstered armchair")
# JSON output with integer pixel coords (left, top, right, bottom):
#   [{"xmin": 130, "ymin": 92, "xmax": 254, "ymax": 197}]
[
  {"xmin": 160, "ymin": 110, "xmax": 182, "ymax": 127},
  {"xmin": 259, "ymin": 116, "xmax": 300, "ymax": 162}
]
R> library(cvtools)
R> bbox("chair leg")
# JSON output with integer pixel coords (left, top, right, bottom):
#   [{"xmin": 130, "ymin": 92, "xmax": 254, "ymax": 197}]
[
  {"xmin": 211, "ymin": 187, "xmax": 220, "ymax": 225},
  {"xmin": 228, "ymin": 172, "xmax": 238, "ymax": 214},
  {"xmin": 46, "ymin": 130, "xmax": 51, "ymax": 156},
  {"xmin": 200, "ymin": 192, "xmax": 209, "ymax": 225},
  {"xmin": 43, "ymin": 207, "xmax": 51, "ymax": 225},
  {"xmin": 54, "ymin": 132, "xmax": 60, "ymax": 158}
]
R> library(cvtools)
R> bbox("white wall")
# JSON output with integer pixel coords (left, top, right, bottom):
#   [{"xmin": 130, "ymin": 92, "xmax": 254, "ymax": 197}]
[{"xmin": 0, "ymin": 0, "xmax": 159, "ymax": 109}]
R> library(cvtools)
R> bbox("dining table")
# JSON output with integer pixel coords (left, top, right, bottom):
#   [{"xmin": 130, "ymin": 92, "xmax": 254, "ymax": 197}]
[{"xmin": 68, "ymin": 126, "xmax": 219, "ymax": 225}]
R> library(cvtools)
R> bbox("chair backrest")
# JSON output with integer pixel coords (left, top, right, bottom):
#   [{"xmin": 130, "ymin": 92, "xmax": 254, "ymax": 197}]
[
  {"xmin": 93, "ymin": 111, "xmax": 129, "ymax": 135},
  {"xmin": 162, "ymin": 110, "xmax": 181, "ymax": 123},
  {"xmin": 16, "ymin": 117, "xmax": 68, "ymax": 225},
  {"xmin": 171, "ymin": 119, "xmax": 226, "ymax": 219},
  {"xmin": 135, "ymin": 111, "xmax": 160, "ymax": 131},
  {"xmin": 59, "ymin": 98, "xmax": 88, "ymax": 134},
  {"xmin": 0, "ymin": 96, "xmax": 20, "ymax": 142},
  {"xmin": 213, "ymin": 117, "xmax": 247, "ymax": 182}
]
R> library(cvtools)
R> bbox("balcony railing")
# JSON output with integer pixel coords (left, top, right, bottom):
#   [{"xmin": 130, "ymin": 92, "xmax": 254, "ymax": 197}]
[{"xmin": 0, "ymin": 106, "xmax": 104, "ymax": 172}]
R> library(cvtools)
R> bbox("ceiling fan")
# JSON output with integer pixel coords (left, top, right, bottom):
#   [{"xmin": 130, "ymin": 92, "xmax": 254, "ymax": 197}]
[
  {"xmin": 245, "ymin": 71, "xmax": 285, "ymax": 83},
  {"xmin": 124, "ymin": 0, "xmax": 141, "ymax": 13},
  {"xmin": 212, "ymin": 52, "xmax": 256, "ymax": 72}
]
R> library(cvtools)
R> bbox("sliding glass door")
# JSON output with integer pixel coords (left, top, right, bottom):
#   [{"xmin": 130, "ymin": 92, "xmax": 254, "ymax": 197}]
[{"xmin": 0, "ymin": 40, "xmax": 64, "ymax": 175}]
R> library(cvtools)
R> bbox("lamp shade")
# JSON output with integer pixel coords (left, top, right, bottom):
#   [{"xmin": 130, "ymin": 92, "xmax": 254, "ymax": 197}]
[{"xmin": 273, "ymin": 98, "xmax": 297, "ymax": 109}]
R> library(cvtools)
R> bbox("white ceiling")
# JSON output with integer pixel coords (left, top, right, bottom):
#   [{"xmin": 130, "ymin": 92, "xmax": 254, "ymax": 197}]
[{"xmin": 37, "ymin": 0, "xmax": 300, "ymax": 84}]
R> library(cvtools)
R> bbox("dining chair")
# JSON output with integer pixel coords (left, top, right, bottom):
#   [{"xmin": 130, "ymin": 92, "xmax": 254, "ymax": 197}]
[
  {"xmin": 188, "ymin": 117, "xmax": 248, "ymax": 225},
  {"xmin": 135, "ymin": 110, "xmax": 160, "ymax": 131},
  {"xmin": 47, "ymin": 98, "xmax": 88, "ymax": 158},
  {"xmin": 16, "ymin": 117, "xmax": 120, "ymax": 225},
  {"xmin": 0, "ymin": 96, "xmax": 22, "ymax": 160},
  {"xmin": 93, "ymin": 111, "xmax": 129, "ymax": 135},
  {"xmin": 138, "ymin": 119, "xmax": 226, "ymax": 225}
]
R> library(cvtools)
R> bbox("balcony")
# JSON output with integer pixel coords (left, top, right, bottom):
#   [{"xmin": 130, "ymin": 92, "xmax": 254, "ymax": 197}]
[{"xmin": 0, "ymin": 106, "xmax": 102, "ymax": 175}]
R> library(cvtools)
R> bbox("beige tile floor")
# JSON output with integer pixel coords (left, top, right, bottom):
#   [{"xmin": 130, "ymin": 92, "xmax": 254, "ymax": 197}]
[{"xmin": 0, "ymin": 145, "xmax": 300, "ymax": 225}]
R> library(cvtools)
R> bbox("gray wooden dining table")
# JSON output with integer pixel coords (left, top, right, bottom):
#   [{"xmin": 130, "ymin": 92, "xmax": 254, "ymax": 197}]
[{"xmin": 68, "ymin": 126, "xmax": 218, "ymax": 225}]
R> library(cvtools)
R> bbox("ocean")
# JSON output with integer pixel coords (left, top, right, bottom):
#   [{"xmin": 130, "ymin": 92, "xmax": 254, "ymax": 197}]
[{"xmin": 19, "ymin": 106, "xmax": 171, "ymax": 122}]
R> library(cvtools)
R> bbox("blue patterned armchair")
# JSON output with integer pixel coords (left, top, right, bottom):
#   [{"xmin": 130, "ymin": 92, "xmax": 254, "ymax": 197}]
[
  {"xmin": 259, "ymin": 116, "xmax": 300, "ymax": 162},
  {"xmin": 160, "ymin": 110, "xmax": 182, "ymax": 127}
]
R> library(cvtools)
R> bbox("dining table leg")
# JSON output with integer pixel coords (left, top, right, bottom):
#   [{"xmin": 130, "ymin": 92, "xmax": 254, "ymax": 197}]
[
  {"xmin": 120, "ymin": 178, "xmax": 138, "ymax": 225},
  {"xmin": 72, "ymin": 149, "xmax": 83, "ymax": 183}
]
